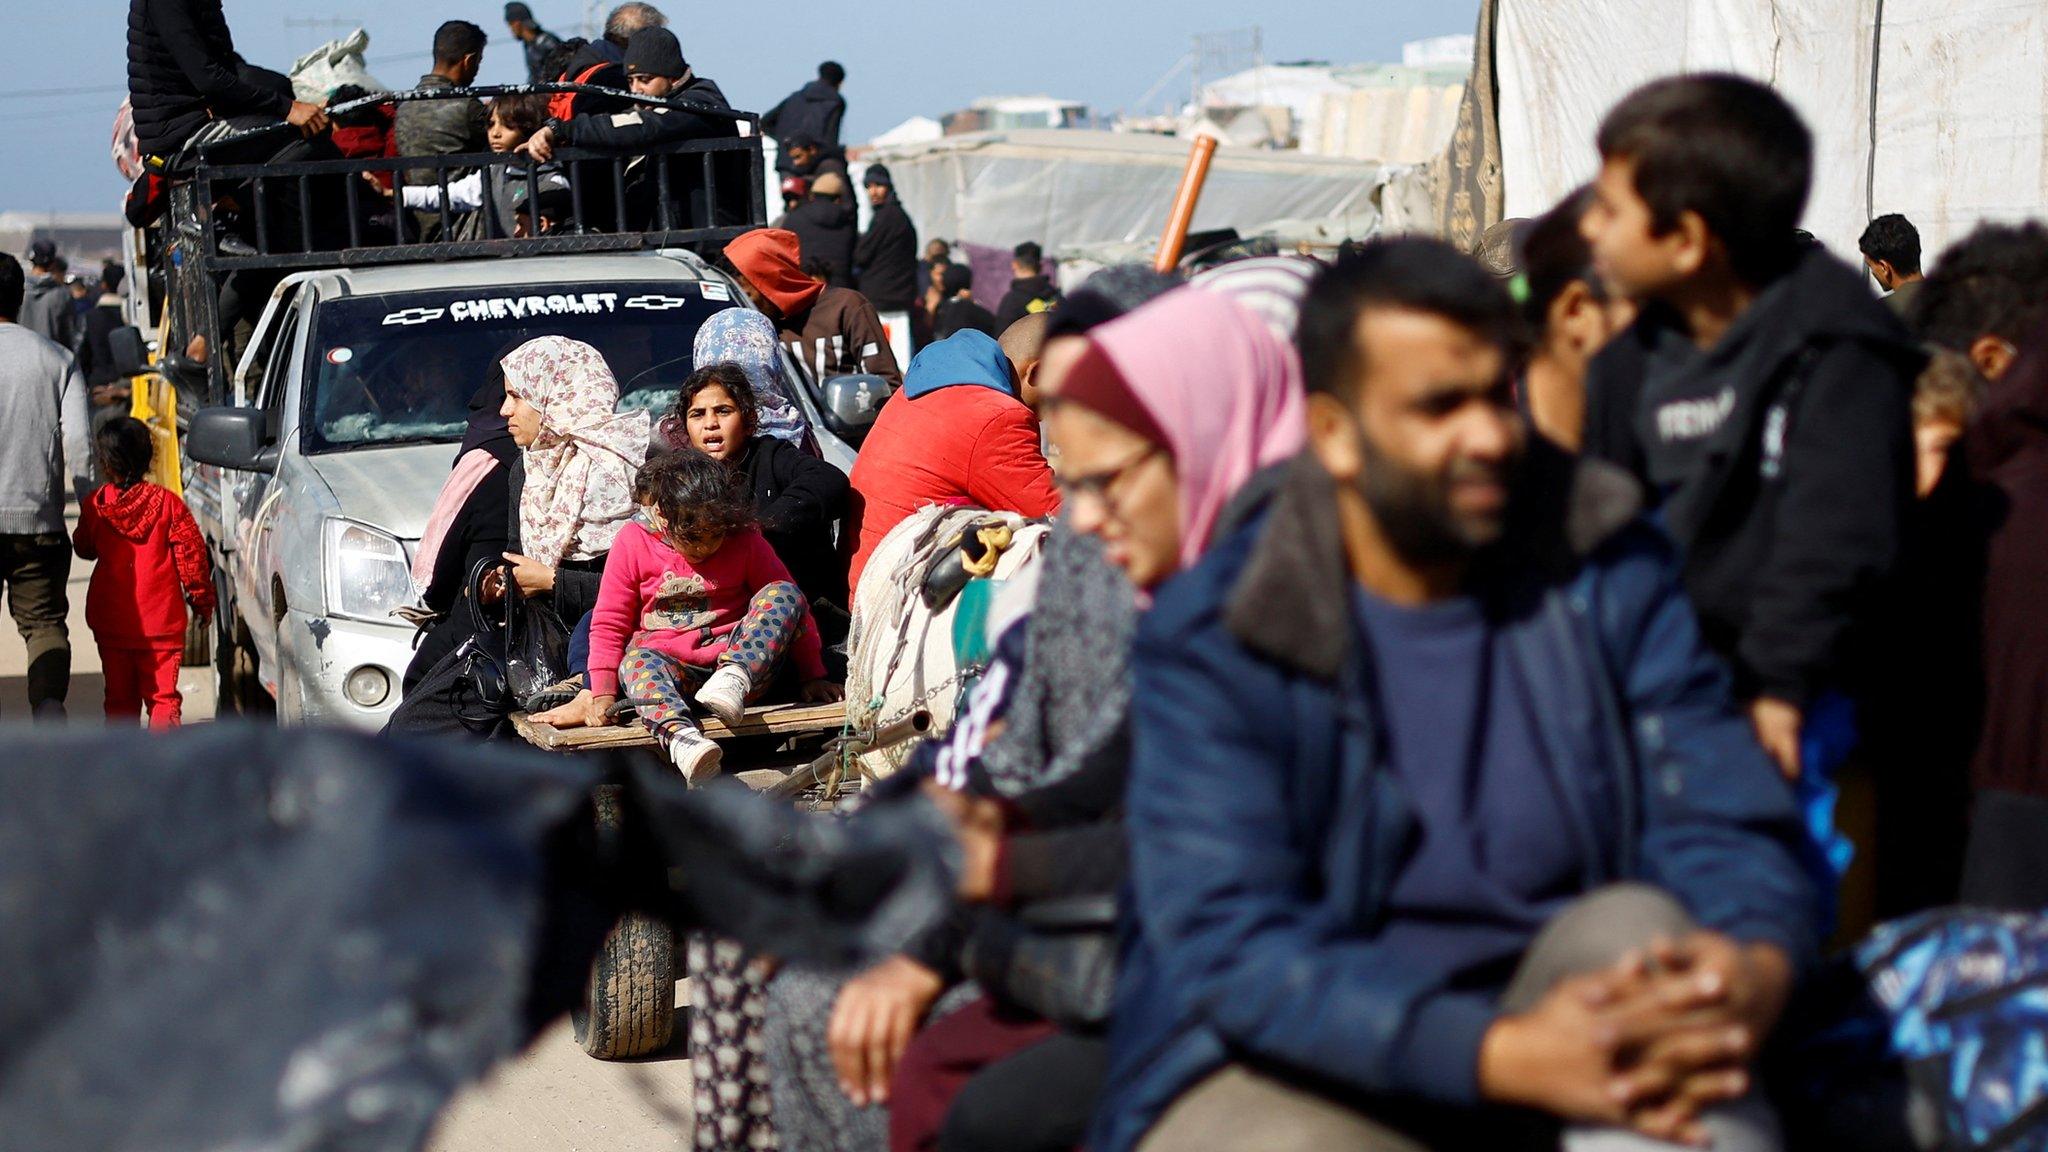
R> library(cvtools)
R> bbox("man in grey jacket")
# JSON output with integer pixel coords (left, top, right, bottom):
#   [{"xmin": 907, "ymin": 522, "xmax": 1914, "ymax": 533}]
[
  {"xmin": 19, "ymin": 241, "xmax": 77, "ymax": 352},
  {"xmin": 0, "ymin": 254, "xmax": 93, "ymax": 720},
  {"xmin": 394, "ymin": 21, "xmax": 489, "ymax": 191}
]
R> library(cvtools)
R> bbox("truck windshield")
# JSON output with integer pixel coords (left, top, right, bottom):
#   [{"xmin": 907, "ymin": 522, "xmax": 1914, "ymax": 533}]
[{"xmin": 301, "ymin": 282, "xmax": 739, "ymax": 453}]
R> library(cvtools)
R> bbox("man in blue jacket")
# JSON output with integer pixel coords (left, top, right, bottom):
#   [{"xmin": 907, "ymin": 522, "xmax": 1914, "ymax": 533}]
[{"xmin": 1093, "ymin": 238, "xmax": 1819, "ymax": 1152}]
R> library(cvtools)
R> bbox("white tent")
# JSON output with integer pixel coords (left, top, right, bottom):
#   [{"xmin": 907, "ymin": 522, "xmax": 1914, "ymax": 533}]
[
  {"xmin": 1493, "ymin": 0, "xmax": 2048, "ymax": 263},
  {"xmin": 868, "ymin": 116, "xmax": 945, "ymax": 150},
  {"xmin": 863, "ymin": 128, "xmax": 1391, "ymax": 254}
]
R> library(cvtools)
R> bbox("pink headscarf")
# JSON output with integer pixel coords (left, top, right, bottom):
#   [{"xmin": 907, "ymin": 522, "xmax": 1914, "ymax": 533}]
[{"xmin": 1086, "ymin": 287, "xmax": 1308, "ymax": 567}]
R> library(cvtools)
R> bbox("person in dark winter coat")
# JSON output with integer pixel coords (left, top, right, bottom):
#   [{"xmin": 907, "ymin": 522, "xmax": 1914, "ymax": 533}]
[
  {"xmin": 764, "ymin": 62, "xmax": 847, "ymax": 174},
  {"xmin": 503, "ymin": 2, "xmax": 563, "ymax": 85},
  {"xmin": 522, "ymin": 27, "xmax": 737, "ymax": 158},
  {"xmin": 1097, "ymin": 240, "xmax": 1817, "ymax": 1152},
  {"xmin": 18, "ymin": 242, "xmax": 77, "ymax": 353},
  {"xmin": 784, "ymin": 173, "xmax": 858, "ymax": 290},
  {"xmin": 393, "ymin": 21, "xmax": 490, "ymax": 190},
  {"xmin": 855, "ymin": 164, "xmax": 920, "ymax": 312},
  {"xmin": 126, "ymin": 0, "xmax": 328, "ymax": 160},
  {"xmin": 78, "ymin": 266, "xmax": 133, "ymax": 420},
  {"xmin": 1580, "ymin": 75, "xmax": 1919, "ymax": 781},
  {"xmin": 73, "ymin": 418, "xmax": 214, "ymax": 729},
  {"xmin": 933, "ymin": 265, "xmax": 1000, "ymax": 341},
  {"xmin": 995, "ymin": 241, "xmax": 1062, "ymax": 332}
]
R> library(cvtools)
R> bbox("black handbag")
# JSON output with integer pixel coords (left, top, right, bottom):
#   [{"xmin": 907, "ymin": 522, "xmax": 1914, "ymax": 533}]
[
  {"xmin": 503, "ymin": 571, "xmax": 570, "ymax": 712},
  {"xmin": 382, "ymin": 558, "xmax": 513, "ymax": 738}
]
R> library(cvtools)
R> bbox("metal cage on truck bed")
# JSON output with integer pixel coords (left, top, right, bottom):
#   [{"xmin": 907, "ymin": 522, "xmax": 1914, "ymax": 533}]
[{"xmin": 160, "ymin": 84, "xmax": 768, "ymax": 403}]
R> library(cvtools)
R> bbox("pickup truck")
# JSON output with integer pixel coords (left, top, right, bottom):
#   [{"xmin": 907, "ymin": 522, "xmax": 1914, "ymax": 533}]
[
  {"xmin": 182, "ymin": 250, "xmax": 879, "ymax": 727},
  {"xmin": 159, "ymin": 84, "xmax": 904, "ymax": 727}
]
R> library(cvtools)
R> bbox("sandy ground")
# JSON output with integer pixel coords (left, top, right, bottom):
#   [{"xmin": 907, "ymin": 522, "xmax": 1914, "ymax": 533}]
[
  {"xmin": 422, "ymin": 996, "xmax": 696, "ymax": 1152},
  {"xmin": 0, "ymin": 513, "xmax": 698, "ymax": 1151}
]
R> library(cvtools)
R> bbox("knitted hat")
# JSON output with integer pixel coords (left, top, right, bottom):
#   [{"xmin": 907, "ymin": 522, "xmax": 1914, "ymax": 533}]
[{"xmin": 623, "ymin": 27, "xmax": 686, "ymax": 78}]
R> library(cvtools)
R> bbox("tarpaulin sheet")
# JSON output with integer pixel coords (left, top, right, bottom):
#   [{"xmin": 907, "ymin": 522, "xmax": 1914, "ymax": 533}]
[
  {"xmin": 0, "ymin": 726, "xmax": 955, "ymax": 1151},
  {"xmin": 1870, "ymin": 1, "xmax": 2048, "ymax": 260},
  {"xmin": 1496, "ymin": 0, "xmax": 2048, "ymax": 262},
  {"xmin": 870, "ymin": 128, "xmax": 1388, "ymax": 253}
]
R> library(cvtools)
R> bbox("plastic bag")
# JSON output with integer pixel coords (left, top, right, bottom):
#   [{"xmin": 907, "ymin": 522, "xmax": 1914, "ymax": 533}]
[{"xmin": 504, "ymin": 573, "xmax": 569, "ymax": 712}]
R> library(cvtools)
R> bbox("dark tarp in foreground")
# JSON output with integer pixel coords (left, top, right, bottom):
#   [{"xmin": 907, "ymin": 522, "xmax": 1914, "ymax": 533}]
[{"xmin": 0, "ymin": 725, "xmax": 955, "ymax": 1150}]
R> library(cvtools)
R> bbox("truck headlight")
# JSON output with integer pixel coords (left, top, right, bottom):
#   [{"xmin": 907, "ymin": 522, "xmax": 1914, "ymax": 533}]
[{"xmin": 323, "ymin": 519, "xmax": 413, "ymax": 624}]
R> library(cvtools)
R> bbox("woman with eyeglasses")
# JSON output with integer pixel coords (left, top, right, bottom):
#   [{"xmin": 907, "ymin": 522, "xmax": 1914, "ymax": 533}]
[{"xmin": 758, "ymin": 278, "xmax": 1308, "ymax": 1152}]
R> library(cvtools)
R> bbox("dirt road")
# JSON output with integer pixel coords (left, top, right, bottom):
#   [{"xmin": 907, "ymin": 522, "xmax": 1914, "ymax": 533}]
[{"xmin": 424, "ymin": 1003, "xmax": 696, "ymax": 1152}]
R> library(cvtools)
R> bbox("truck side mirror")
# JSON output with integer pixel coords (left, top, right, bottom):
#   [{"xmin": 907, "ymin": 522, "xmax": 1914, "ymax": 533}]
[
  {"xmin": 186, "ymin": 407, "xmax": 276, "ymax": 474},
  {"xmin": 819, "ymin": 374, "xmax": 891, "ymax": 446},
  {"xmin": 108, "ymin": 326, "xmax": 150, "ymax": 378}
]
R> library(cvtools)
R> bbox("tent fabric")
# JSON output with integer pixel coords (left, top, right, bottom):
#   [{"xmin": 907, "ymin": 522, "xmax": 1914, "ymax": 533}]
[
  {"xmin": 1494, "ymin": 0, "xmax": 2044, "ymax": 263},
  {"xmin": 1435, "ymin": 0, "xmax": 1507, "ymax": 251},
  {"xmin": 868, "ymin": 129, "xmax": 1389, "ymax": 254}
]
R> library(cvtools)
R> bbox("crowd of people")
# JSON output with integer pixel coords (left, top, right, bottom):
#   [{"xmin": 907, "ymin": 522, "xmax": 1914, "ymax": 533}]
[
  {"xmin": 0, "ymin": 250, "xmax": 213, "ymax": 729},
  {"xmin": 1, "ymin": 3, "xmax": 2037, "ymax": 1150},
  {"xmin": 360, "ymin": 63, "xmax": 2048, "ymax": 1150}
]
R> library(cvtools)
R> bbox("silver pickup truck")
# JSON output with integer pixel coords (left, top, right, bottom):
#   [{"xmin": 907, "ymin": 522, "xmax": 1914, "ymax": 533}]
[{"xmin": 183, "ymin": 249, "xmax": 876, "ymax": 728}]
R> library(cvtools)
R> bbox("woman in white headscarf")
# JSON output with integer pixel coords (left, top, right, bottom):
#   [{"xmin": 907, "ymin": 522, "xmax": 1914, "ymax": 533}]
[
  {"xmin": 391, "ymin": 337, "xmax": 649, "ymax": 728},
  {"xmin": 497, "ymin": 335, "xmax": 651, "ymax": 597}
]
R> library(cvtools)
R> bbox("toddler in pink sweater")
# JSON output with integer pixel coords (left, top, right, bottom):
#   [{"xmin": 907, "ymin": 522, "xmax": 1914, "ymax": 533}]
[{"xmin": 580, "ymin": 451, "xmax": 836, "ymax": 779}]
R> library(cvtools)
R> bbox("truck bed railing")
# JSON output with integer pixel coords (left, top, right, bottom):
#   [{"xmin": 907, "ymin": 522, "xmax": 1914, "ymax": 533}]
[{"xmin": 188, "ymin": 83, "xmax": 767, "ymax": 272}]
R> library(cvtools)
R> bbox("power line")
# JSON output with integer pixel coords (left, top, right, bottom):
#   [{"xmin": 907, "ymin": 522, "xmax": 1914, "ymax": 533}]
[
  {"xmin": 0, "ymin": 83, "xmax": 127, "ymax": 101},
  {"xmin": 0, "ymin": 50, "xmax": 431, "ymax": 107}
]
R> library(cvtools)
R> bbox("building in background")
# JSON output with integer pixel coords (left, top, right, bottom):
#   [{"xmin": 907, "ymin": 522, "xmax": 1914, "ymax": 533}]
[
  {"xmin": 0, "ymin": 213, "xmax": 126, "ymax": 269},
  {"xmin": 941, "ymin": 96, "xmax": 1092, "ymax": 136},
  {"xmin": 1114, "ymin": 38, "xmax": 1469, "ymax": 164}
]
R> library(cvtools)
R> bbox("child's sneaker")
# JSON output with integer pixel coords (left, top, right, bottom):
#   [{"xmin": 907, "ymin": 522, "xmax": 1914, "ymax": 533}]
[
  {"xmin": 694, "ymin": 665, "xmax": 752, "ymax": 728},
  {"xmin": 667, "ymin": 725, "xmax": 724, "ymax": 784}
]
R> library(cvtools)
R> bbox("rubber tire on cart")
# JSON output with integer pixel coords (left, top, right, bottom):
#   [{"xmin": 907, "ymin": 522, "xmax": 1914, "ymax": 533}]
[{"xmin": 572, "ymin": 783, "xmax": 676, "ymax": 1059}]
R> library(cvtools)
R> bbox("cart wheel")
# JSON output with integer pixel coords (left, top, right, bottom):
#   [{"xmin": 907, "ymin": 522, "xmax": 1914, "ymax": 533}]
[
  {"xmin": 571, "ymin": 783, "xmax": 675, "ymax": 1059},
  {"xmin": 572, "ymin": 910, "xmax": 676, "ymax": 1060}
]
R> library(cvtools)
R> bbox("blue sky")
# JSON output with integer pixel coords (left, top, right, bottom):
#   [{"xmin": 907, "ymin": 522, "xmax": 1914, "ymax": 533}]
[{"xmin": 0, "ymin": 0, "xmax": 1478, "ymax": 215}]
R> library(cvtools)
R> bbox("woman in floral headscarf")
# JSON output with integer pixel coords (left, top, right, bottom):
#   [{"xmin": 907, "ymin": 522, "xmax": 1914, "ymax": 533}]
[
  {"xmin": 389, "ymin": 337, "xmax": 648, "ymax": 730},
  {"xmin": 498, "ymin": 335, "xmax": 651, "ymax": 598}
]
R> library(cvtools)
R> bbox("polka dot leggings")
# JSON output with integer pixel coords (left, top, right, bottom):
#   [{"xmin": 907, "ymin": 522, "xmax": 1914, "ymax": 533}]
[{"xmin": 621, "ymin": 581, "xmax": 806, "ymax": 747}]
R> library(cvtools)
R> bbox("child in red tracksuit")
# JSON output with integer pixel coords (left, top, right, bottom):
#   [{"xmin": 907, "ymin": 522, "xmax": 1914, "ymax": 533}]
[{"xmin": 73, "ymin": 418, "xmax": 216, "ymax": 729}]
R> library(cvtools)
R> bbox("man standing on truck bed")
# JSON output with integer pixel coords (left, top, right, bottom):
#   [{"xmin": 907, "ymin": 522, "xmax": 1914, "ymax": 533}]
[
  {"xmin": 394, "ymin": 21, "xmax": 490, "ymax": 192},
  {"xmin": 0, "ymin": 255, "xmax": 92, "ymax": 723},
  {"xmin": 126, "ymin": 0, "xmax": 329, "ymax": 167},
  {"xmin": 724, "ymin": 227, "xmax": 903, "ymax": 389},
  {"xmin": 503, "ymin": 3, "xmax": 562, "ymax": 86},
  {"xmin": 763, "ymin": 62, "xmax": 847, "ymax": 176}
]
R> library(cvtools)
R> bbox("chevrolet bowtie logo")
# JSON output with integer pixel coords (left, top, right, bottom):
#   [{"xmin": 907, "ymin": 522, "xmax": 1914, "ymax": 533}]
[
  {"xmin": 382, "ymin": 307, "xmax": 448, "ymax": 326},
  {"xmin": 624, "ymin": 295, "xmax": 690, "ymax": 311}
]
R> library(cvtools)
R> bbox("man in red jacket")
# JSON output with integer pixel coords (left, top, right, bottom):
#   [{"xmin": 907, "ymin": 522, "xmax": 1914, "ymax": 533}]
[{"xmin": 846, "ymin": 325, "xmax": 1059, "ymax": 595}]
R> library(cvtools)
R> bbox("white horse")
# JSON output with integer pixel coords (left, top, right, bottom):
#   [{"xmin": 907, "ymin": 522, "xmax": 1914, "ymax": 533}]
[{"xmin": 842, "ymin": 507, "xmax": 1050, "ymax": 782}]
